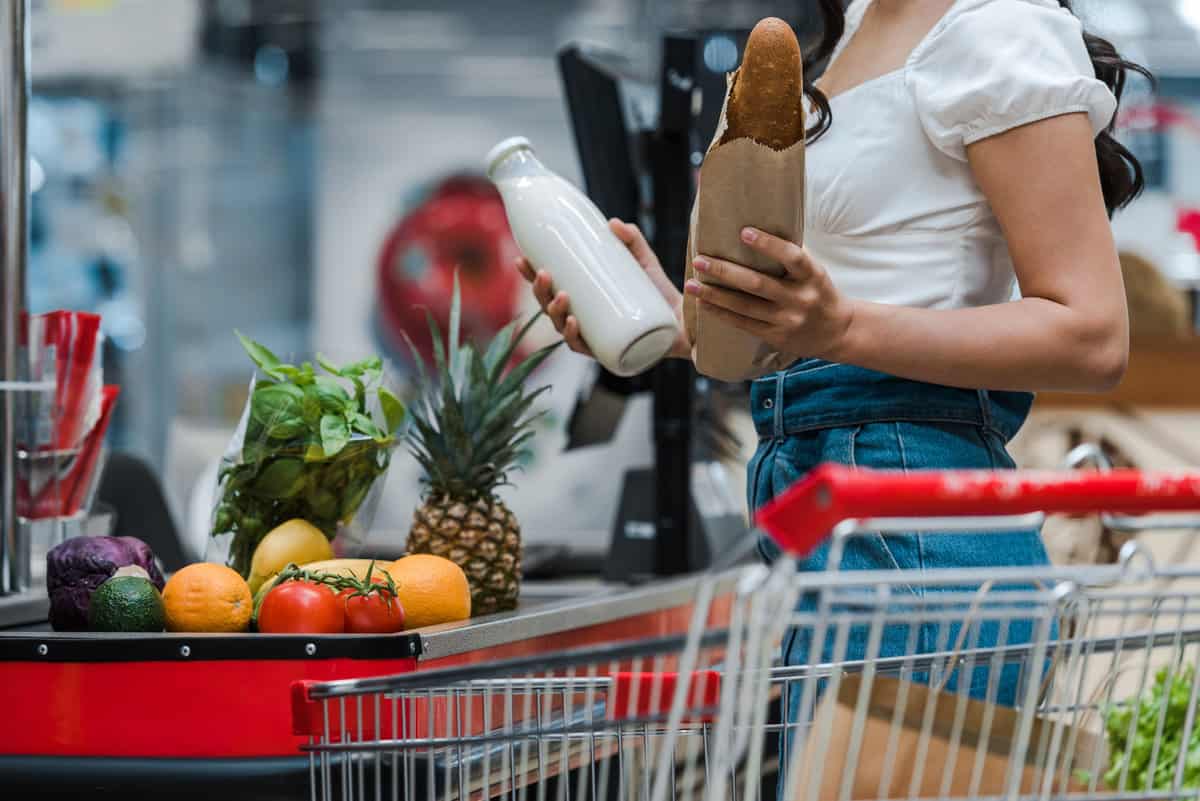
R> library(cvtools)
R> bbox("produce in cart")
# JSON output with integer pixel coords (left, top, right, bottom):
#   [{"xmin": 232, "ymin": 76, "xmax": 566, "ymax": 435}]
[
  {"xmin": 251, "ymin": 554, "xmax": 471, "ymax": 631},
  {"xmin": 207, "ymin": 334, "xmax": 406, "ymax": 578},
  {"xmin": 246, "ymin": 518, "xmax": 334, "ymax": 593},
  {"xmin": 162, "ymin": 563, "xmax": 253, "ymax": 633},
  {"xmin": 256, "ymin": 560, "xmax": 407, "ymax": 634},
  {"xmin": 252, "ymin": 557, "xmax": 399, "ymax": 608},
  {"xmin": 88, "ymin": 575, "xmax": 166, "ymax": 633},
  {"xmin": 1103, "ymin": 664, "xmax": 1200, "ymax": 791},
  {"xmin": 258, "ymin": 576, "xmax": 346, "ymax": 634},
  {"xmin": 46, "ymin": 535, "xmax": 165, "ymax": 632},
  {"xmin": 387, "ymin": 553, "xmax": 471, "ymax": 629},
  {"xmin": 404, "ymin": 276, "xmax": 560, "ymax": 614}
]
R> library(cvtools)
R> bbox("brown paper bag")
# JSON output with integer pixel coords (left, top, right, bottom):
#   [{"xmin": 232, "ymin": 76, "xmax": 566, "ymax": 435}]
[
  {"xmin": 684, "ymin": 71, "xmax": 805, "ymax": 382},
  {"xmin": 789, "ymin": 674, "xmax": 1101, "ymax": 801}
]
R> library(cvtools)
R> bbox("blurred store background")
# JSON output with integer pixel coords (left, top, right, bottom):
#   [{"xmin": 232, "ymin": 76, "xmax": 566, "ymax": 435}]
[{"xmin": 22, "ymin": 0, "xmax": 1200, "ymax": 570}]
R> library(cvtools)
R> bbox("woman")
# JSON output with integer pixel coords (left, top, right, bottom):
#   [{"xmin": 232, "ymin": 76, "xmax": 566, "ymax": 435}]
[{"xmin": 518, "ymin": 0, "xmax": 1144, "ymax": 700}]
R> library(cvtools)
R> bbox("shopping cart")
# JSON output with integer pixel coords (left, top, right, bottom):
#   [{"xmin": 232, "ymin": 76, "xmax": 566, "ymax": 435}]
[
  {"xmin": 291, "ymin": 464, "xmax": 1200, "ymax": 801},
  {"xmin": 290, "ymin": 564, "xmax": 773, "ymax": 801}
]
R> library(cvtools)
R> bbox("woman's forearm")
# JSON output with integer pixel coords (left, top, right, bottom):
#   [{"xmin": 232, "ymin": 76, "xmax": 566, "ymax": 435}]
[{"xmin": 828, "ymin": 296, "xmax": 1129, "ymax": 393}]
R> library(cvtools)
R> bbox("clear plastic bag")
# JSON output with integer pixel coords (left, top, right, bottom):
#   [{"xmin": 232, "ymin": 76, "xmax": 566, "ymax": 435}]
[{"xmin": 204, "ymin": 337, "xmax": 404, "ymax": 577}]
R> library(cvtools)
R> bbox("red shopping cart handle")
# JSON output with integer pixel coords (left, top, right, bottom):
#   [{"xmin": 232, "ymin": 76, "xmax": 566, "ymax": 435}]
[{"xmin": 756, "ymin": 464, "xmax": 1200, "ymax": 558}]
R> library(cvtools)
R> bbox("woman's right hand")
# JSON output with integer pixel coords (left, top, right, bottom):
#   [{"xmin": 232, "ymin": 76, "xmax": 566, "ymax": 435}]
[{"xmin": 515, "ymin": 218, "xmax": 692, "ymax": 359}]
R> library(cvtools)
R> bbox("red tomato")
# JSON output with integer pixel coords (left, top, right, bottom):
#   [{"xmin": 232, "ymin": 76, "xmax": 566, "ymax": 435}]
[
  {"xmin": 340, "ymin": 587, "xmax": 405, "ymax": 634},
  {"xmin": 259, "ymin": 581, "xmax": 345, "ymax": 634}
]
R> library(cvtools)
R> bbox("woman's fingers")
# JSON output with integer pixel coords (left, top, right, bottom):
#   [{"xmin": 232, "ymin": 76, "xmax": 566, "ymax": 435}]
[
  {"xmin": 562, "ymin": 316, "xmax": 593, "ymax": 356},
  {"xmin": 516, "ymin": 257, "xmax": 592, "ymax": 356},
  {"xmin": 609, "ymin": 219, "xmax": 657, "ymax": 271},
  {"xmin": 685, "ymin": 278, "xmax": 775, "ymax": 322},
  {"xmin": 692, "ymin": 256, "xmax": 783, "ymax": 301},
  {"xmin": 515, "ymin": 256, "xmax": 536, "ymax": 283},
  {"xmin": 547, "ymin": 290, "xmax": 571, "ymax": 332},
  {"xmin": 532, "ymin": 271, "xmax": 557, "ymax": 311},
  {"xmin": 739, "ymin": 227, "xmax": 815, "ymax": 280},
  {"xmin": 695, "ymin": 299, "xmax": 773, "ymax": 337}
]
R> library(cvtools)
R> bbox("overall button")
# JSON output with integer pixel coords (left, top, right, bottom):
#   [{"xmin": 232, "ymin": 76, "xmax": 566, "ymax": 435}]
[{"xmin": 763, "ymin": 398, "xmax": 774, "ymax": 410}]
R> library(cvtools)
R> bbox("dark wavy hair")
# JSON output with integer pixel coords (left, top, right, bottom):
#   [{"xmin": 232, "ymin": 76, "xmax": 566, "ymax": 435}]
[{"xmin": 802, "ymin": 0, "xmax": 1153, "ymax": 216}]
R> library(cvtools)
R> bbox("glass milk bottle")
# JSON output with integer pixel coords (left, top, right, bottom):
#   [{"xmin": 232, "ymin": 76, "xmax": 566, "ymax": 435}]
[{"xmin": 486, "ymin": 137, "xmax": 680, "ymax": 377}]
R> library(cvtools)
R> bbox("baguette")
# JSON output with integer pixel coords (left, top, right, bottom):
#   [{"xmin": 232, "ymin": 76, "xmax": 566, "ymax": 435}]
[
  {"xmin": 722, "ymin": 17, "xmax": 805, "ymax": 150},
  {"xmin": 683, "ymin": 17, "xmax": 806, "ymax": 380}
]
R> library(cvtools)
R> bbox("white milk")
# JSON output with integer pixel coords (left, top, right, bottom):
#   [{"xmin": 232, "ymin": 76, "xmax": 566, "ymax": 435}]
[{"xmin": 486, "ymin": 137, "xmax": 679, "ymax": 377}]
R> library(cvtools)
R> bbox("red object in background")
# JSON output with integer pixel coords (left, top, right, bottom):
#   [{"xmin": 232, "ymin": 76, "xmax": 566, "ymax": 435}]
[
  {"xmin": 17, "ymin": 384, "xmax": 118, "ymax": 519},
  {"xmin": 64, "ymin": 384, "xmax": 119, "ymax": 515},
  {"xmin": 376, "ymin": 174, "xmax": 525, "ymax": 367},
  {"xmin": 1178, "ymin": 208, "xmax": 1200, "ymax": 252},
  {"xmin": 21, "ymin": 310, "xmax": 103, "ymax": 452},
  {"xmin": 14, "ymin": 309, "xmax": 115, "ymax": 520},
  {"xmin": 608, "ymin": 671, "xmax": 723, "ymax": 724},
  {"xmin": 1118, "ymin": 102, "xmax": 1200, "ymax": 138}
]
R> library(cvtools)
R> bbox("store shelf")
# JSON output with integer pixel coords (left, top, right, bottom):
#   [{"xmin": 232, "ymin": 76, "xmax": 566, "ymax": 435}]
[{"xmin": 0, "ymin": 590, "xmax": 49, "ymax": 631}]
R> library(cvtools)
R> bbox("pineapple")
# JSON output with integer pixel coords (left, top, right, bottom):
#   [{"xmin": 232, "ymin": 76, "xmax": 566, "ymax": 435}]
[{"xmin": 403, "ymin": 277, "xmax": 559, "ymax": 615}]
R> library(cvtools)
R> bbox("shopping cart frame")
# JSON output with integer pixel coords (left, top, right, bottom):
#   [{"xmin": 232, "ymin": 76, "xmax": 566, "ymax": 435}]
[{"xmin": 290, "ymin": 464, "xmax": 1200, "ymax": 801}]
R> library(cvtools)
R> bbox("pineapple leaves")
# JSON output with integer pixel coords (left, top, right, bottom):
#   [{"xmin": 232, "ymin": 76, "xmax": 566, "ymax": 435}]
[
  {"xmin": 398, "ymin": 330, "xmax": 429, "ymax": 388},
  {"xmin": 424, "ymin": 308, "xmax": 448, "ymax": 381},
  {"xmin": 488, "ymin": 313, "xmax": 544, "ymax": 384},
  {"xmin": 482, "ymin": 319, "xmax": 518, "ymax": 377},
  {"xmin": 448, "ymin": 271, "xmax": 462, "ymax": 379},
  {"xmin": 495, "ymin": 340, "xmax": 562, "ymax": 400},
  {"xmin": 403, "ymin": 277, "xmax": 557, "ymax": 501}
]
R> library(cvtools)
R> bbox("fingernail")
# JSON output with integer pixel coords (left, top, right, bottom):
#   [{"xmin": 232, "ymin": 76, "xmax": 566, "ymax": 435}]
[
  {"xmin": 693, "ymin": 257, "xmax": 710, "ymax": 273},
  {"xmin": 685, "ymin": 280, "xmax": 703, "ymax": 296},
  {"xmin": 741, "ymin": 227, "xmax": 758, "ymax": 243}
]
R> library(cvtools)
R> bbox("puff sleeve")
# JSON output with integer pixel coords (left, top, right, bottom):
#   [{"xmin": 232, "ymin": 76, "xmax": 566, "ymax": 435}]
[{"xmin": 907, "ymin": 0, "xmax": 1118, "ymax": 161}]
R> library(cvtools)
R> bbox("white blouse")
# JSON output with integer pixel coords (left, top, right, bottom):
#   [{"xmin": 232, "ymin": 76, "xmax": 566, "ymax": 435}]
[{"xmin": 807, "ymin": 0, "xmax": 1118, "ymax": 309}]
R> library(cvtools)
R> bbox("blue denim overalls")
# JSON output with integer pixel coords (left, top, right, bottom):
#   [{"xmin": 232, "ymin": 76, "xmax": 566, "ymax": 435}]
[{"xmin": 748, "ymin": 358, "xmax": 1052, "ymax": 773}]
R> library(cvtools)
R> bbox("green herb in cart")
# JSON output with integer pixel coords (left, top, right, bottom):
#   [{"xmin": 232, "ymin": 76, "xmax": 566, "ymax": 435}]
[{"xmin": 208, "ymin": 333, "xmax": 406, "ymax": 578}]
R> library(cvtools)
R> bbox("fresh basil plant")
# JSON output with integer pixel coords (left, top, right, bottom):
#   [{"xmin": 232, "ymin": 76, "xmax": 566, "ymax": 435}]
[{"xmin": 210, "ymin": 333, "xmax": 406, "ymax": 577}]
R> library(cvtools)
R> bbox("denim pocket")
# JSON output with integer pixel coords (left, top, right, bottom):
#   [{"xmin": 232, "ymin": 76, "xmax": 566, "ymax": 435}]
[{"xmin": 845, "ymin": 422, "xmax": 923, "ymax": 581}]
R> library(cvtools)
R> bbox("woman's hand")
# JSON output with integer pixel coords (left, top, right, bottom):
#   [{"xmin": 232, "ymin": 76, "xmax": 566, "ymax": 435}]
[
  {"xmin": 688, "ymin": 227, "xmax": 855, "ymax": 361},
  {"xmin": 515, "ymin": 218, "xmax": 692, "ymax": 359}
]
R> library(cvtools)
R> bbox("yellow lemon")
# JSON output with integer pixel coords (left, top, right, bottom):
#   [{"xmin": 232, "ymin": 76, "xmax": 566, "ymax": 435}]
[{"xmin": 247, "ymin": 519, "xmax": 334, "ymax": 594}]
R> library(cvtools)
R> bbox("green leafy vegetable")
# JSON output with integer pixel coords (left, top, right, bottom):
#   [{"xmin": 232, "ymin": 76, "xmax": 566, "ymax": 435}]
[
  {"xmin": 210, "ymin": 335, "xmax": 407, "ymax": 577},
  {"xmin": 378, "ymin": 387, "xmax": 405, "ymax": 434},
  {"xmin": 236, "ymin": 330, "xmax": 283, "ymax": 375},
  {"xmin": 1103, "ymin": 665, "xmax": 1200, "ymax": 792},
  {"xmin": 319, "ymin": 414, "xmax": 351, "ymax": 457}
]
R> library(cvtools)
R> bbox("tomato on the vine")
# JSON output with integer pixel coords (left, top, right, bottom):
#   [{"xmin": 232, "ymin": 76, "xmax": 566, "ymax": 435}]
[
  {"xmin": 259, "ymin": 580, "xmax": 345, "ymax": 634},
  {"xmin": 340, "ymin": 585, "xmax": 405, "ymax": 634}
]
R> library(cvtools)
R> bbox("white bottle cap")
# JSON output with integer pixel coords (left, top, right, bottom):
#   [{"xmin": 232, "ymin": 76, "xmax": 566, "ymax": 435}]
[{"xmin": 485, "ymin": 136, "xmax": 533, "ymax": 176}]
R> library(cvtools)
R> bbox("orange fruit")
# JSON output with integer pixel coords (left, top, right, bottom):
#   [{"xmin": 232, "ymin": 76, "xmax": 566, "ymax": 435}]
[
  {"xmin": 163, "ymin": 563, "xmax": 253, "ymax": 633},
  {"xmin": 388, "ymin": 555, "xmax": 472, "ymax": 630}
]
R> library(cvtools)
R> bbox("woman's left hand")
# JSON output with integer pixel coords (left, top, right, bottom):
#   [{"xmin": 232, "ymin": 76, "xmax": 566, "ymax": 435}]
[{"xmin": 689, "ymin": 227, "xmax": 855, "ymax": 361}]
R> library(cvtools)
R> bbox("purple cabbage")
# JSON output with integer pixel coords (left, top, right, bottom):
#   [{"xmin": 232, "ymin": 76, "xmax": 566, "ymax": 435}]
[{"xmin": 47, "ymin": 536, "xmax": 165, "ymax": 631}]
